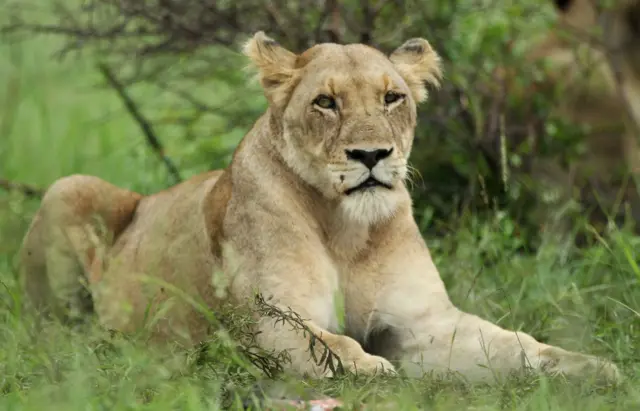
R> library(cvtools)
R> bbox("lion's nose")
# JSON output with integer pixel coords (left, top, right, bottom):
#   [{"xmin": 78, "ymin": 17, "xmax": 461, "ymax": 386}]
[{"xmin": 345, "ymin": 148, "xmax": 393, "ymax": 169}]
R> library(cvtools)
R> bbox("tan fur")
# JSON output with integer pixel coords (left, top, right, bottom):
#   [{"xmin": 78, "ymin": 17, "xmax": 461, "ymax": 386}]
[
  {"xmin": 20, "ymin": 32, "xmax": 620, "ymax": 382},
  {"xmin": 505, "ymin": 0, "xmax": 640, "ymax": 229}
]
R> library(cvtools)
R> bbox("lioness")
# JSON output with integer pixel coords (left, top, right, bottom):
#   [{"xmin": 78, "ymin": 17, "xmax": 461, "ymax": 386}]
[
  {"xmin": 505, "ymin": 0, "xmax": 640, "ymax": 231},
  {"xmin": 20, "ymin": 32, "xmax": 620, "ymax": 383}
]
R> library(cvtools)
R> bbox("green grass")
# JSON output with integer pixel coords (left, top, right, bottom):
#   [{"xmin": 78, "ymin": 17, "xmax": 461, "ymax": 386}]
[{"xmin": 2, "ymin": 28, "xmax": 640, "ymax": 411}]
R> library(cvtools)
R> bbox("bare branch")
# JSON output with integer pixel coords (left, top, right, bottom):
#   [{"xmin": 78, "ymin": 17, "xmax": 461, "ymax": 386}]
[
  {"xmin": 97, "ymin": 63, "xmax": 182, "ymax": 184},
  {"xmin": 0, "ymin": 178, "xmax": 44, "ymax": 198}
]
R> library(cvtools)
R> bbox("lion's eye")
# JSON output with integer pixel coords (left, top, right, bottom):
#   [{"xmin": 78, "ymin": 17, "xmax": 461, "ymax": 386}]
[
  {"xmin": 384, "ymin": 91, "xmax": 404, "ymax": 105},
  {"xmin": 313, "ymin": 95, "xmax": 337, "ymax": 110}
]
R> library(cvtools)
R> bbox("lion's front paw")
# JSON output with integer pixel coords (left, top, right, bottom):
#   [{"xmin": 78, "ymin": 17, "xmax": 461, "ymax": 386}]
[
  {"xmin": 538, "ymin": 347, "xmax": 621, "ymax": 384},
  {"xmin": 344, "ymin": 354, "xmax": 396, "ymax": 377}
]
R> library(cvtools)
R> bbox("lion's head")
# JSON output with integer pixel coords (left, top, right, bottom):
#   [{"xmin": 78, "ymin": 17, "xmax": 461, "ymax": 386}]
[
  {"xmin": 546, "ymin": 0, "xmax": 640, "ymax": 75},
  {"xmin": 243, "ymin": 32, "xmax": 443, "ymax": 224}
]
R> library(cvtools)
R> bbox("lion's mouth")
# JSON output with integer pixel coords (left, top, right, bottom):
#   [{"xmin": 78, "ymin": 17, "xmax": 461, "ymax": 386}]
[{"xmin": 345, "ymin": 177, "xmax": 392, "ymax": 195}]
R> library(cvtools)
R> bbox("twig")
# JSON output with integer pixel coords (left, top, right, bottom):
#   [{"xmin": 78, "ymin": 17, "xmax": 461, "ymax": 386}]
[
  {"xmin": 0, "ymin": 178, "xmax": 44, "ymax": 198},
  {"xmin": 324, "ymin": 0, "xmax": 344, "ymax": 44},
  {"xmin": 97, "ymin": 62, "xmax": 182, "ymax": 184},
  {"xmin": 360, "ymin": 0, "xmax": 388, "ymax": 44}
]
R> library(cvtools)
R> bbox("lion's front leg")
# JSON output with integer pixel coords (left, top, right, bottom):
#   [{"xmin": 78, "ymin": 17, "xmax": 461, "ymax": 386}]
[
  {"xmin": 366, "ymin": 225, "xmax": 620, "ymax": 384},
  {"xmin": 254, "ymin": 310, "xmax": 395, "ymax": 378},
  {"xmin": 225, "ymin": 243, "xmax": 395, "ymax": 379}
]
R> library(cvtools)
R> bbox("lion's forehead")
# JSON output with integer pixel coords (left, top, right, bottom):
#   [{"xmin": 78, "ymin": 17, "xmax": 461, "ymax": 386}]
[
  {"xmin": 300, "ymin": 43, "xmax": 389, "ymax": 67},
  {"xmin": 299, "ymin": 47, "xmax": 408, "ymax": 95}
]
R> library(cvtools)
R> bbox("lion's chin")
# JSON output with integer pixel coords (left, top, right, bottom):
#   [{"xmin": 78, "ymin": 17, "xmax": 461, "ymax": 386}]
[{"xmin": 338, "ymin": 189, "xmax": 401, "ymax": 225}]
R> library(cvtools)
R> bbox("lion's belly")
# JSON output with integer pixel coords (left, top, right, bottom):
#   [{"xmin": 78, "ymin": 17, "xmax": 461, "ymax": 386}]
[{"xmin": 90, "ymin": 172, "xmax": 225, "ymax": 346}]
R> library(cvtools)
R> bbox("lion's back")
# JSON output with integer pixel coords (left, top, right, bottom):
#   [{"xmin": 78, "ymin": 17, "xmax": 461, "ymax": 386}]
[{"xmin": 91, "ymin": 169, "xmax": 227, "ymax": 343}]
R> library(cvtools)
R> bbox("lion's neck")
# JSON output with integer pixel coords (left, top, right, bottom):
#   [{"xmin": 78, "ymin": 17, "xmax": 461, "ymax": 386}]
[{"xmin": 232, "ymin": 112, "xmax": 391, "ymax": 258}]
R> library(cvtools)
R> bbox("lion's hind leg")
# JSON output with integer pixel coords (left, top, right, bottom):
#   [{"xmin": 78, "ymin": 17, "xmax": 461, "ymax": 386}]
[{"xmin": 20, "ymin": 175, "xmax": 141, "ymax": 324}]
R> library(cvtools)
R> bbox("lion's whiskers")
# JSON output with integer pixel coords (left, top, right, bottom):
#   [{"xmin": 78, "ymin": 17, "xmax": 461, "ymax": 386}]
[{"xmin": 405, "ymin": 164, "xmax": 423, "ymax": 190}]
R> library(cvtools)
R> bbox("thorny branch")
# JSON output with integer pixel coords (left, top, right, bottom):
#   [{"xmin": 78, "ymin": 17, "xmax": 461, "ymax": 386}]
[{"xmin": 254, "ymin": 293, "xmax": 346, "ymax": 377}]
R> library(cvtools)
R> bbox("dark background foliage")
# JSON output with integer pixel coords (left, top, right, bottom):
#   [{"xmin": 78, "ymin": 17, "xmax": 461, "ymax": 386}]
[{"xmin": 1, "ymin": 0, "xmax": 596, "ymax": 250}]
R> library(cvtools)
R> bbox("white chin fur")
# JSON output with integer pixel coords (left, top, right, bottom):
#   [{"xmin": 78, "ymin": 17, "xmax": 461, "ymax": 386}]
[{"xmin": 339, "ymin": 189, "xmax": 401, "ymax": 225}]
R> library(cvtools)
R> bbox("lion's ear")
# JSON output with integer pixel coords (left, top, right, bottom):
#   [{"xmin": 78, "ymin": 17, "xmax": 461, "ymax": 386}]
[
  {"xmin": 389, "ymin": 38, "xmax": 443, "ymax": 103},
  {"xmin": 243, "ymin": 31, "xmax": 299, "ymax": 107}
]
